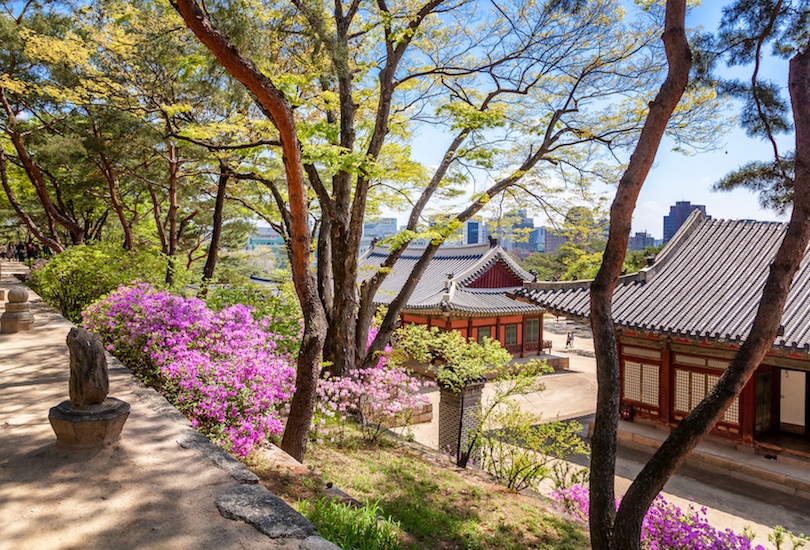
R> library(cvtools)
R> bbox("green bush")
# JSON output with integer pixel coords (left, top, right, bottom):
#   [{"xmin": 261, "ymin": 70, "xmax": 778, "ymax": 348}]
[
  {"xmin": 27, "ymin": 242, "xmax": 192, "ymax": 323},
  {"xmin": 299, "ymin": 498, "xmax": 402, "ymax": 550},
  {"xmin": 204, "ymin": 282, "xmax": 302, "ymax": 356}
]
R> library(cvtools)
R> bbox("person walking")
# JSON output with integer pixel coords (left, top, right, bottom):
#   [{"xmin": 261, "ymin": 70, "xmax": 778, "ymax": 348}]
[
  {"xmin": 565, "ymin": 332, "xmax": 571, "ymax": 349},
  {"xmin": 569, "ymin": 332, "xmax": 575, "ymax": 348}
]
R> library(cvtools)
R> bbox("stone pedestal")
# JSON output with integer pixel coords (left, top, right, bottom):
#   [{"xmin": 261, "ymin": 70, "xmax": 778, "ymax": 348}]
[
  {"xmin": 438, "ymin": 378, "xmax": 485, "ymax": 465},
  {"xmin": 48, "ymin": 398, "xmax": 131, "ymax": 448},
  {"xmin": 1, "ymin": 286, "xmax": 33, "ymax": 333}
]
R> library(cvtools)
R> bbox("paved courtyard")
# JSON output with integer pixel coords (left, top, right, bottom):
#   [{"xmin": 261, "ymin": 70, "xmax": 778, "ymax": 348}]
[{"xmin": 407, "ymin": 315, "xmax": 810, "ymax": 546}]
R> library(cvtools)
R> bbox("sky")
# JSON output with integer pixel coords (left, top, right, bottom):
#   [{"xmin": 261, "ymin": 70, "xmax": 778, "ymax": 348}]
[
  {"xmin": 396, "ymin": 1, "xmax": 796, "ymax": 240},
  {"xmin": 632, "ymin": 2, "xmax": 794, "ymax": 238}
]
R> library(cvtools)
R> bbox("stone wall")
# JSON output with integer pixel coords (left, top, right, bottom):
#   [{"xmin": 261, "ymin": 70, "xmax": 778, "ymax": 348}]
[{"xmin": 438, "ymin": 380, "xmax": 485, "ymax": 459}]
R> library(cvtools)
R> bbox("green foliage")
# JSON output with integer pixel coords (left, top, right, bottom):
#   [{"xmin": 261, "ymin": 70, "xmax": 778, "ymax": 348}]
[
  {"xmin": 392, "ymin": 324, "xmax": 512, "ymax": 392},
  {"xmin": 480, "ymin": 413, "xmax": 590, "ymax": 492},
  {"xmin": 624, "ymin": 244, "xmax": 664, "ymax": 273},
  {"xmin": 561, "ymin": 250, "xmax": 604, "ymax": 281},
  {"xmin": 460, "ymin": 361, "xmax": 587, "ymax": 476},
  {"xmin": 204, "ymin": 282, "xmax": 302, "ymax": 356},
  {"xmin": 713, "ymin": 152, "xmax": 795, "ymax": 214},
  {"xmin": 298, "ymin": 498, "xmax": 402, "ymax": 550},
  {"xmin": 769, "ymin": 525, "xmax": 809, "ymax": 550},
  {"xmin": 521, "ymin": 252, "xmax": 566, "ymax": 282},
  {"xmin": 27, "ymin": 242, "xmax": 191, "ymax": 323}
]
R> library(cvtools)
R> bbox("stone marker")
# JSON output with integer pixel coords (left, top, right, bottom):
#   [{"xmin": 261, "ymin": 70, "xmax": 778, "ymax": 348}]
[
  {"xmin": 49, "ymin": 327, "xmax": 130, "ymax": 448},
  {"xmin": 67, "ymin": 327, "xmax": 109, "ymax": 408},
  {"xmin": 0, "ymin": 286, "xmax": 34, "ymax": 333}
]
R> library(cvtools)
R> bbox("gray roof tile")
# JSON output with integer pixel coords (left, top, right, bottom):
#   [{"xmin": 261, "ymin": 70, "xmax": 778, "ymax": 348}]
[
  {"xmin": 359, "ymin": 243, "xmax": 544, "ymax": 316},
  {"xmin": 517, "ymin": 211, "xmax": 810, "ymax": 349}
]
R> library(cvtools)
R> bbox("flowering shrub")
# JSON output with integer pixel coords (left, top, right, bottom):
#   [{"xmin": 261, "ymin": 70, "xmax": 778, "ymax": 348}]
[
  {"xmin": 317, "ymin": 328, "xmax": 433, "ymax": 442},
  {"xmin": 28, "ymin": 242, "xmax": 189, "ymax": 323},
  {"xmin": 83, "ymin": 283, "xmax": 295, "ymax": 456},
  {"xmin": 551, "ymin": 484, "xmax": 767, "ymax": 550}
]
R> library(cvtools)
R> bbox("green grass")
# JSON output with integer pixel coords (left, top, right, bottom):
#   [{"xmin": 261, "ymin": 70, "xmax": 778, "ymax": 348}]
[
  {"xmin": 298, "ymin": 498, "xmax": 401, "ymax": 550},
  {"xmin": 255, "ymin": 425, "xmax": 589, "ymax": 550}
]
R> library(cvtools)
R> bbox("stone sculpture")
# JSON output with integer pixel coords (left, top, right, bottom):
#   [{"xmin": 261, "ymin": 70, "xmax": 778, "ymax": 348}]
[
  {"xmin": 67, "ymin": 327, "xmax": 109, "ymax": 408},
  {"xmin": 49, "ymin": 327, "xmax": 130, "ymax": 448}
]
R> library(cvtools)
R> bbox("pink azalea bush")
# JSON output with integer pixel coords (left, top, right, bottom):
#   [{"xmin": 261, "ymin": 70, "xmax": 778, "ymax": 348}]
[
  {"xmin": 552, "ymin": 484, "xmax": 766, "ymax": 550},
  {"xmin": 83, "ymin": 283, "xmax": 296, "ymax": 456},
  {"xmin": 317, "ymin": 328, "xmax": 433, "ymax": 442}
]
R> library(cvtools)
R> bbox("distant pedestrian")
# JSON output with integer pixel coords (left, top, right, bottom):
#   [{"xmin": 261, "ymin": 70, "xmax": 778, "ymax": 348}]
[
  {"xmin": 570, "ymin": 332, "xmax": 575, "ymax": 348},
  {"xmin": 565, "ymin": 332, "xmax": 571, "ymax": 349}
]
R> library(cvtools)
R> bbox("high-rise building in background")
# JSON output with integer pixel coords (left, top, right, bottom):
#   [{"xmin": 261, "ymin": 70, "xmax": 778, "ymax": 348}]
[
  {"xmin": 247, "ymin": 226, "xmax": 285, "ymax": 250},
  {"xmin": 490, "ymin": 209, "xmax": 536, "ymax": 257},
  {"xmin": 544, "ymin": 230, "xmax": 568, "ymax": 255},
  {"xmin": 463, "ymin": 217, "xmax": 489, "ymax": 245},
  {"xmin": 361, "ymin": 217, "xmax": 398, "ymax": 250},
  {"xmin": 529, "ymin": 227, "xmax": 546, "ymax": 253},
  {"xmin": 663, "ymin": 201, "xmax": 710, "ymax": 242},
  {"xmin": 628, "ymin": 231, "xmax": 656, "ymax": 251}
]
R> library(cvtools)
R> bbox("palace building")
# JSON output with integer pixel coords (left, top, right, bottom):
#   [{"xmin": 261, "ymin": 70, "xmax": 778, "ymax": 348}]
[
  {"xmin": 358, "ymin": 241, "xmax": 551, "ymax": 358},
  {"xmin": 516, "ymin": 210, "xmax": 810, "ymax": 459}
]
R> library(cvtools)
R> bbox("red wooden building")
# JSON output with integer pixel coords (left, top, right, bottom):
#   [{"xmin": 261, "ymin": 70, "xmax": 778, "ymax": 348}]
[
  {"xmin": 518, "ymin": 211, "xmax": 810, "ymax": 459},
  {"xmin": 359, "ymin": 242, "xmax": 548, "ymax": 357}
]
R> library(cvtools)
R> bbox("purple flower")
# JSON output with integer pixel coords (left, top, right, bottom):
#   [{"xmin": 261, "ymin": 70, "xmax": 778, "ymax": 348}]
[{"xmin": 83, "ymin": 284, "xmax": 296, "ymax": 456}]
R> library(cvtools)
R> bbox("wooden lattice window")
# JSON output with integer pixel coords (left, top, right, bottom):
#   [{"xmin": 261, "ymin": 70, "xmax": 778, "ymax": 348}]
[
  {"xmin": 525, "ymin": 319, "xmax": 539, "ymax": 343},
  {"xmin": 504, "ymin": 324, "xmax": 517, "ymax": 346},
  {"xmin": 623, "ymin": 361, "xmax": 659, "ymax": 406},
  {"xmin": 674, "ymin": 369, "xmax": 739, "ymax": 424}
]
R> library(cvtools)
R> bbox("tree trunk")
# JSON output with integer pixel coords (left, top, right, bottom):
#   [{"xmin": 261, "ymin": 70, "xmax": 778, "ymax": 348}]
[
  {"xmin": 1, "ymin": 90, "xmax": 85, "ymax": 244},
  {"xmin": 171, "ymin": 0, "xmax": 328, "ymax": 461},
  {"xmin": 165, "ymin": 142, "xmax": 179, "ymax": 286},
  {"xmin": 612, "ymin": 41, "xmax": 810, "ymax": 550},
  {"xmin": 148, "ymin": 185, "xmax": 168, "ymax": 254},
  {"xmin": 0, "ymin": 149, "xmax": 64, "ymax": 253},
  {"xmin": 324, "ymin": 220, "xmax": 358, "ymax": 376},
  {"xmin": 587, "ymin": 2, "xmax": 691, "ymax": 549},
  {"xmin": 200, "ymin": 160, "xmax": 230, "ymax": 297}
]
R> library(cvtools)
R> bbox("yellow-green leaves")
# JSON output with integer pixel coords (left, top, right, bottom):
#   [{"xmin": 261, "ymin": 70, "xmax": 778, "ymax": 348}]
[{"xmin": 438, "ymin": 100, "xmax": 508, "ymax": 132}]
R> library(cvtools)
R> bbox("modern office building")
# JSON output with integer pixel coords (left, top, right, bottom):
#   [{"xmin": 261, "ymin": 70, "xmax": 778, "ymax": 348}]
[
  {"xmin": 246, "ymin": 227, "xmax": 285, "ymax": 250},
  {"xmin": 463, "ymin": 217, "xmax": 489, "ymax": 245},
  {"xmin": 628, "ymin": 231, "xmax": 656, "ymax": 251},
  {"xmin": 544, "ymin": 230, "xmax": 568, "ymax": 255},
  {"xmin": 663, "ymin": 201, "xmax": 710, "ymax": 242},
  {"xmin": 361, "ymin": 217, "xmax": 399, "ymax": 250}
]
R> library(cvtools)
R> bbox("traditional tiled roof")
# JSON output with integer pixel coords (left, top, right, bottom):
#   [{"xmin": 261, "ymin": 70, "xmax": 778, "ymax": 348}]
[
  {"xmin": 359, "ymin": 243, "xmax": 544, "ymax": 316},
  {"xmin": 516, "ymin": 211, "xmax": 810, "ymax": 351}
]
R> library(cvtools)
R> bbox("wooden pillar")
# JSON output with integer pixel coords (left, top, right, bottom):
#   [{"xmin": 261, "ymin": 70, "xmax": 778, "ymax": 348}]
[
  {"xmin": 427, "ymin": 316, "xmax": 431, "ymax": 328},
  {"xmin": 467, "ymin": 317, "xmax": 473, "ymax": 341},
  {"xmin": 520, "ymin": 315, "xmax": 525, "ymax": 358},
  {"xmin": 538, "ymin": 314, "xmax": 544, "ymax": 356},
  {"xmin": 740, "ymin": 368, "xmax": 758, "ymax": 445},
  {"xmin": 495, "ymin": 316, "xmax": 501, "ymax": 346},
  {"xmin": 658, "ymin": 342, "xmax": 672, "ymax": 424}
]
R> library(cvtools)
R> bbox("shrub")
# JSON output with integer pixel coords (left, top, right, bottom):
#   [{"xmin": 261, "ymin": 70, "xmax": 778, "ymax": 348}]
[
  {"xmin": 317, "ymin": 328, "xmax": 433, "ymax": 443},
  {"xmin": 204, "ymin": 282, "xmax": 302, "ymax": 356},
  {"xmin": 551, "ymin": 484, "xmax": 774, "ymax": 550},
  {"xmin": 480, "ymin": 412, "xmax": 589, "ymax": 492},
  {"xmin": 298, "ymin": 498, "xmax": 401, "ymax": 550},
  {"xmin": 28, "ymin": 242, "xmax": 189, "ymax": 323},
  {"xmin": 83, "ymin": 283, "xmax": 295, "ymax": 456}
]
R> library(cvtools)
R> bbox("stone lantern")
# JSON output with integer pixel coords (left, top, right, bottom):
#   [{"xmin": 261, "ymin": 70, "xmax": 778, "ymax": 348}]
[{"xmin": 1, "ymin": 286, "xmax": 34, "ymax": 333}]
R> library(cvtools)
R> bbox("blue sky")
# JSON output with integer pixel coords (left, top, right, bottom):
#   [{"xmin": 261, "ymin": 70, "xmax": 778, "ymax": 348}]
[
  {"xmin": 399, "ymin": 1, "xmax": 795, "ymax": 240},
  {"xmin": 633, "ymin": 2, "xmax": 794, "ymax": 238}
]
